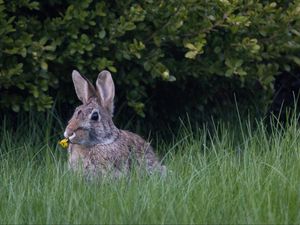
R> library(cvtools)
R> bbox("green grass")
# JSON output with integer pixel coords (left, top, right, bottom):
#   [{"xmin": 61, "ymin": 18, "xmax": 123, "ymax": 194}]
[{"xmin": 1, "ymin": 113, "xmax": 300, "ymax": 224}]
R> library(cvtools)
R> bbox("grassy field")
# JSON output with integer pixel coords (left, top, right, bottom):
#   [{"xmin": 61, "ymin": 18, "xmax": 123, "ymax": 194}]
[{"xmin": 1, "ymin": 113, "xmax": 300, "ymax": 224}]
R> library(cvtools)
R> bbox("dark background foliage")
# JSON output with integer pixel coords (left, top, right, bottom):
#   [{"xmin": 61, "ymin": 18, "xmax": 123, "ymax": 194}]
[{"xmin": 1, "ymin": 0, "xmax": 300, "ymax": 130}]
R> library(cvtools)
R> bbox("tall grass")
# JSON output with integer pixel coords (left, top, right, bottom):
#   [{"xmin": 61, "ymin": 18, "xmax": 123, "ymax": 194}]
[{"xmin": 1, "ymin": 112, "xmax": 300, "ymax": 223}]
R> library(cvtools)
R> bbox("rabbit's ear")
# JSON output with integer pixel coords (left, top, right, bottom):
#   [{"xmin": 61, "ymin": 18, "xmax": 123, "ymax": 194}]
[
  {"xmin": 96, "ymin": 70, "xmax": 115, "ymax": 115},
  {"xmin": 72, "ymin": 70, "xmax": 96, "ymax": 104}
]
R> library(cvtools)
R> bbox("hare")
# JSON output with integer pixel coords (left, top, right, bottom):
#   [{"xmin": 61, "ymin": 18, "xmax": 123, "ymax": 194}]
[{"xmin": 63, "ymin": 70, "xmax": 166, "ymax": 178}]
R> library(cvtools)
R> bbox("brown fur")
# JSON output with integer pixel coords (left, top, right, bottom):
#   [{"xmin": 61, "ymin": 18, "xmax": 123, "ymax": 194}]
[
  {"xmin": 64, "ymin": 70, "xmax": 166, "ymax": 178},
  {"xmin": 68, "ymin": 130, "xmax": 164, "ymax": 178}
]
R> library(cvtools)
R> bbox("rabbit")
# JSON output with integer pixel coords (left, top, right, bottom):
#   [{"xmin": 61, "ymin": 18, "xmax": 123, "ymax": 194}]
[{"xmin": 63, "ymin": 70, "xmax": 166, "ymax": 178}]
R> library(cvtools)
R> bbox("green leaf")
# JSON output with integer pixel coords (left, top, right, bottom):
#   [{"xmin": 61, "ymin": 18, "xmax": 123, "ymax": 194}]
[
  {"xmin": 168, "ymin": 75, "xmax": 176, "ymax": 82},
  {"xmin": 291, "ymin": 57, "xmax": 300, "ymax": 66},
  {"xmin": 225, "ymin": 69, "xmax": 233, "ymax": 77},
  {"xmin": 41, "ymin": 61, "xmax": 48, "ymax": 71},
  {"xmin": 185, "ymin": 51, "xmax": 197, "ymax": 59},
  {"xmin": 12, "ymin": 104, "xmax": 20, "ymax": 112},
  {"xmin": 99, "ymin": 30, "xmax": 106, "ymax": 39},
  {"xmin": 108, "ymin": 66, "xmax": 117, "ymax": 73},
  {"xmin": 184, "ymin": 43, "xmax": 197, "ymax": 50}
]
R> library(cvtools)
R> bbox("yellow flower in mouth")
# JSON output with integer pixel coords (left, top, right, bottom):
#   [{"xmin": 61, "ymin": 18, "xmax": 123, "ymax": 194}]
[{"xmin": 59, "ymin": 138, "xmax": 69, "ymax": 149}]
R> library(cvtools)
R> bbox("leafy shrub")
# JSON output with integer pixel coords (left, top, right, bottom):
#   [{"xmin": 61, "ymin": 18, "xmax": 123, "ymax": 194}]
[{"xmin": 1, "ymin": 0, "xmax": 300, "ymax": 119}]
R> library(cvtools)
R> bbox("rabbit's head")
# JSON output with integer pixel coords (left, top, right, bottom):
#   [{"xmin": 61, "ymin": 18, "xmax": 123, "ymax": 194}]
[{"xmin": 64, "ymin": 70, "xmax": 119, "ymax": 146}]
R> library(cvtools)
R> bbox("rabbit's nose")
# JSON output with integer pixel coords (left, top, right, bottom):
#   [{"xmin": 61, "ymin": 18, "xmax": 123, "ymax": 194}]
[{"xmin": 64, "ymin": 131, "xmax": 69, "ymax": 138}]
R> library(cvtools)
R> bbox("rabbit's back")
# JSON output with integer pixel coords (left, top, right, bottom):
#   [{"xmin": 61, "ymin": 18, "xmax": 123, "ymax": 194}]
[{"xmin": 119, "ymin": 130, "xmax": 161, "ymax": 168}]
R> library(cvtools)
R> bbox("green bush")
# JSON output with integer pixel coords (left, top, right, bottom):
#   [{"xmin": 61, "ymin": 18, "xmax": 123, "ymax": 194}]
[{"xmin": 1, "ymin": 0, "xmax": 300, "ymax": 117}]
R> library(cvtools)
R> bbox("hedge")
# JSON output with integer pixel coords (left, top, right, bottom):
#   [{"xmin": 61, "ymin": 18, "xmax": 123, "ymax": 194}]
[{"xmin": 1, "ymin": 0, "xmax": 300, "ymax": 118}]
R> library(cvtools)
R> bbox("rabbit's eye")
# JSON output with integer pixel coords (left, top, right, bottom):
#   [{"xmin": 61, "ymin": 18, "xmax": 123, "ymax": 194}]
[{"xmin": 91, "ymin": 112, "xmax": 99, "ymax": 121}]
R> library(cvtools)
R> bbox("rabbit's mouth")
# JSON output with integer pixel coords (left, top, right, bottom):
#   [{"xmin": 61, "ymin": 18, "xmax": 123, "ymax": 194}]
[
  {"xmin": 64, "ymin": 131, "xmax": 76, "ymax": 142},
  {"xmin": 68, "ymin": 132, "xmax": 76, "ymax": 141}
]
